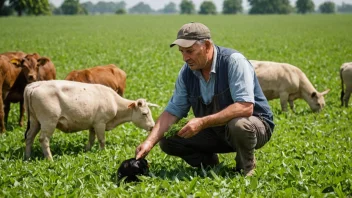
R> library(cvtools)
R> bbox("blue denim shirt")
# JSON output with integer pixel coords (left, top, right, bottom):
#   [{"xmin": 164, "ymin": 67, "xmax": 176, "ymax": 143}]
[{"xmin": 166, "ymin": 46, "xmax": 255, "ymax": 118}]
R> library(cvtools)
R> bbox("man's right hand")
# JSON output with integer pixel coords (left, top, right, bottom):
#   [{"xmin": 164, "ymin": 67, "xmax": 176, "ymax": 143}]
[{"xmin": 135, "ymin": 141, "xmax": 154, "ymax": 159}]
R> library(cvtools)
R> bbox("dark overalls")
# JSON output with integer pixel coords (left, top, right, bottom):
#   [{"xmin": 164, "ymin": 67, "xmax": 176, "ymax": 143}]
[{"xmin": 159, "ymin": 46, "xmax": 274, "ymax": 173}]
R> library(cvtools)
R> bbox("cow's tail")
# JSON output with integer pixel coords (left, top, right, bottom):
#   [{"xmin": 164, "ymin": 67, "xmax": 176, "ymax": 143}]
[
  {"xmin": 340, "ymin": 67, "xmax": 345, "ymax": 106},
  {"xmin": 24, "ymin": 86, "xmax": 31, "ymax": 140}
]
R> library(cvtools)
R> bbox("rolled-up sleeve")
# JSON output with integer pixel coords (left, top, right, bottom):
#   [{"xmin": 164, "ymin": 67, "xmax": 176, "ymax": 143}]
[
  {"xmin": 228, "ymin": 53, "xmax": 255, "ymax": 104},
  {"xmin": 165, "ymin": 67, "xmax": 191, "ymax": 118}
]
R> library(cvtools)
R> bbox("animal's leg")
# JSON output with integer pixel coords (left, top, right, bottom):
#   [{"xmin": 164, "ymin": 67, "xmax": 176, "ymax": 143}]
[
  {"xmin": 85, "ymin": 128, "xmax": 96, "ymax": 151},
  {"xmin": 39, "ymin": 123, "xmax": 56, "ymax": 161},
  {"xmin": 0, "ymin": 89, "xmax": 6, "ymax": 133},
  {"xmin": 4, "ymin": 100, "xmax": 10, "ymax": 128},
  {"xmin": 289, "ymin": 100, "xmax": 295, "ymax": 112},
  {"xmin": 344, "ymin": 86, "xmax": 352, "ymax": 107},
  {"xmin": 95, "ymin": 124, "xmax": 107, "ymax": 149},
  {"xmin": 279, "ymin": 92, "xmax": 289, "ymax": 112},
  {"xmin": 19, "ymin": 99, "xmax": 24, "ymax": 127},
  {"xmin": 25, "ymin": 119, "xmax": 40, "ymax": 160}
]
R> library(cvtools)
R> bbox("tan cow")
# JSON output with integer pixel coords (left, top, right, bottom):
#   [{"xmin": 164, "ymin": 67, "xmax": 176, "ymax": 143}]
[
  {"xmin": 4, "ymin": 53, "xmax": 56, "ymax": 127},
  {"xmin": 65, "ymin": 64, "xmax": 126, "ymax": 96},
  {"xmin": 0, "ymin": 55, "xmax": 22, "ymax": 133},
  {"xmin": 340, "ymin": 62, "xmax": 352, "ymax": 107},
  {"xmin": 250, "ymin": 60, "xmax": 330, "ymax": 112},
  {"xmin": 24, "ymin": 80, "xmax": 155, "ymax": 161}
]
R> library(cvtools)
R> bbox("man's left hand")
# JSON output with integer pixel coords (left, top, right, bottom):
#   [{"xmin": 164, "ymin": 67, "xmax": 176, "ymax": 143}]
[{"xmin": 177, "ymin": 118, "xmax": 204, "ymax": 138}]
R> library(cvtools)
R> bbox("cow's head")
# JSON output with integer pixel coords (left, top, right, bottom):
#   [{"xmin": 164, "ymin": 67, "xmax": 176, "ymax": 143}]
[
  {"xmin": 11, "ymin": 53, "xmax": 50, "ymax": 83},
  {"xmin": 128, "ymin": 99, "xmax": 155, "ymax": 131},
  {"xmin": 308, "ymin": 89, "xmax": 330, "ymax": 112}
]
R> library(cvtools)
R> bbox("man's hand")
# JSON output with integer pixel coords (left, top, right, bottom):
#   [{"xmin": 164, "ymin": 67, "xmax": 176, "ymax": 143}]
[
  {"xmin": 177, "ymin": 117, "xmax": 204, "ymax": 138},
  {"xmin": 135, "ymin": 141, "xmax": 154, "ymax": 159}
]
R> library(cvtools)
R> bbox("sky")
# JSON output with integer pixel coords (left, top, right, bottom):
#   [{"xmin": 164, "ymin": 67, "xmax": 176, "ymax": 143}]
[{"xmin": 50, "ymin": 0, "xmax": 352, "ymax": 11}]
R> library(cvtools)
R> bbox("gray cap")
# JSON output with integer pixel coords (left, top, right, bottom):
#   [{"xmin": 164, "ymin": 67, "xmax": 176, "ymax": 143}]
[{"xmin": 170, "ymin": 22, "xmax": 211, "ymax": 48}]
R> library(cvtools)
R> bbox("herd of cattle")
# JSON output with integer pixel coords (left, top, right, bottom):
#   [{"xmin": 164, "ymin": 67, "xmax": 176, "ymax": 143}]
[{"xmin": 0, "ymin": 51, "xmax": 351, "ymax": 160}]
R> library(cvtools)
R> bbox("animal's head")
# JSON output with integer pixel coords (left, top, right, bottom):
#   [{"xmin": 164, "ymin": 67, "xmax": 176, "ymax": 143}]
[
  {"xmin": 11, "ymin": 53, "xmax": 50, "ymax": 83},
  {"xmin": 117, "ymin": 158, "xmax": 149, "ymax": 182},
  {"xmin": 128, "ymin": 99, "xmax": 155, "ymax": 131},
  {"xmin": 308, "ymin": 89, "xmax": 330, "ymax": 112}
]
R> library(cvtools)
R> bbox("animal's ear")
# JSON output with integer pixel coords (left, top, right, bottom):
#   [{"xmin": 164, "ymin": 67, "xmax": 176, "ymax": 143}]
[
  {"xmin": 321, "ymin": 89, "xmax": 330, "ymax": 96},
  {"xmin": 146, "ymin": 102, "xmax": 160, "ymax": 108},
  {"xmin": 311, "ymin": 92, "xmax": 317, "ymax": 98},
  {"xmin": 32, "ymin": 53, "xmax": 41, "ymax": 59},
  {"xmin": 128, "ymin": 102, "xmax": 136, "ymax": 109},
  {"xmin": 10, "ymin": 58, "xmax": 21, "ymax": 67},
  {"xmin": 37, "ymin": 57, "xmax": 49, "ymax": 66}
]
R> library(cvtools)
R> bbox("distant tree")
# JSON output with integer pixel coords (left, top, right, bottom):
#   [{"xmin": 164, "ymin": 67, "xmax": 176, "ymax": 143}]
[
  {"xmin": 223, "ymin": 0, "xmax": 242, "ymax": 14},
  {"xmin": 115, "ymin": 8, "xmax": 126, "ymax": 14},
  {"xmin": 319, "ymin": 1, "xmax": 335, "ymax": 13},
  {"xmin": 129, "ymin": 2, "xmax": 153, "ymax": 14},
  {"xmin": 0, "ymin": 5, "xmax": 14, "ymax": 16},
  {"xmin": 199, "ymin": 1, "xmax": 216, "ymax": 15},
  {"xmin": 61, "ymin": 0, "xmax": 86, "ymax": 15},
  {"xmin": 8, "ymin": 0, "xmax": 50, "ymax": 16},
  {"xmin": 248, "ymin": 0, "xmax": 292, "ymax": 14},
  {"xmin": 82, "ymin": 1, "xmax": 125, "ymax": 14},
  {"xmin": 50, "ymin": 3, "xmax": 62, "ymax": 15},
  {"xmin": 337, "ymin": 2, "xmax": 352, "ymax": 13},
  {"xmin": 180, "ymin": 0, "xmax": 195, "ymax": 14},
  {"xmin": 296, "ymin": 0, "xmax": 314, "ymax": 14},
  {"xmin": 162, "ymin": 2, "xmax": 177, "ymax": 14}
]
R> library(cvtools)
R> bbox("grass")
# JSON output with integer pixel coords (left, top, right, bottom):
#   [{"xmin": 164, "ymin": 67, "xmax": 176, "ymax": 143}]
[{"xmin": 0, "ymin": 14, "xmax": 351, "ymax": 197}]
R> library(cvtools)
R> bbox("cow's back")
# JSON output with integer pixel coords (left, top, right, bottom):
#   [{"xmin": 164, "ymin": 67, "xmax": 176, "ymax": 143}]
[
  {"xmin": 65, "ymin": 64, "xmax": 127, "ymax": 96},
  {"xmin": 25, "ymin": 80, "xmax": 119, "ymax": 133}
]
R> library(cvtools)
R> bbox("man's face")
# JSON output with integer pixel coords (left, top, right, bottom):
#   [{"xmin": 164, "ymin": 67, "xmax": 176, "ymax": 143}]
[{"xmin": 178, "ymin": 41, "xmax": 208, "ymax": 71}]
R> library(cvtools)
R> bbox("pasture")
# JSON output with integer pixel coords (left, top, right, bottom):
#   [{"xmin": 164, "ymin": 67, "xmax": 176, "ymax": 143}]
[{"xmin": 0, "ymin": 14, "xmax": 351, "ymax": 197}]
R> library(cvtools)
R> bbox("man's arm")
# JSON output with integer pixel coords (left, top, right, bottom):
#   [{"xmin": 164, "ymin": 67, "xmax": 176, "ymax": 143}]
[
  {"xmin": 135, "ymin": 111, "xmax": 179, "ymax": 159},
  {"xmin": 177, "ymin": 102, "xmax": 253, "ymax": 138}
]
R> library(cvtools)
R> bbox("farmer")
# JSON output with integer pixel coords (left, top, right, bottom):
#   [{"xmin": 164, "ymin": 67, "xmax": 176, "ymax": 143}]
[{"xmin": 135, "ymin": 22, "xmax": 274, "ymax": 176}]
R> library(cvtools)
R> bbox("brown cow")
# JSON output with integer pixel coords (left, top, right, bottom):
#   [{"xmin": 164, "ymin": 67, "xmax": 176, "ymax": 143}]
[
  {"xmin": 65, "ymin": 64, "xmax": 126, "ymax": 96},
  {"xmin": 0, "ymin": 55, "xmax": 22, "ymax": 133},
  {"xmin": 4, "ymin": 53, "xmax": 56, "ymax": 128}
]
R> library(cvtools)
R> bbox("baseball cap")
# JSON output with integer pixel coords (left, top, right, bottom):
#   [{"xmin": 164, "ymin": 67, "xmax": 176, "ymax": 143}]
[{"xmin": 170, "ymin": 22, "xmax": 211, "ymax": 48}]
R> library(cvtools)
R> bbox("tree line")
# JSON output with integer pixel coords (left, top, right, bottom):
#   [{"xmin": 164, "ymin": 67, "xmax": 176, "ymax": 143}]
[{"xmin": 1, "ymin": 0, "xmax": 351, "ymax": 17}]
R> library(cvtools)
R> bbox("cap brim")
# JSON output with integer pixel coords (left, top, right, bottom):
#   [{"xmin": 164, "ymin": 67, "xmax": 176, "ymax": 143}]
[{"xmin": 170, "ymin": 39, "xmax": 197, "ymax": 48}]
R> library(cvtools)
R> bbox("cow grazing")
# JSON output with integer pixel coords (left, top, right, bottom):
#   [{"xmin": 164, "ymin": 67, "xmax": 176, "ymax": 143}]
[
  {"xmin": 4, "ymin": 53, "xmax": 56, "ymax": 128},
  {"xmin": 250, "ymin": 60, "xmax": 330, "ymax": 112},
  {"xmin": 65, "ymin": 64, "xmax": 126, "ymax": 96},
  {"xmin": 24, "ymin": 80, "xmax": 155, "ymax": 161},
  {"xmin": 0, "ymin": 55, "xmax": 22, "ymax": 133},
  {"xmin": 340, "ymin": 62, "xmax": 352, "ymax": 107}
]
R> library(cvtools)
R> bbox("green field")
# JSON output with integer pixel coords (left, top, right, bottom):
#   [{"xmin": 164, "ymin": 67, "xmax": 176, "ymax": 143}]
[{"xmin": 0, "ymin": 14, "xmax": 352, "ymax": 197}]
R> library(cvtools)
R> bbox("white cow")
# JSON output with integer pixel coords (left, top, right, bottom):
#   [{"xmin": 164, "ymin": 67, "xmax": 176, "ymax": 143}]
[
  {"xmin": 340, "ymin": 62, "xmax": 352, "ymax": 107},
  {"xmin": 24, "ymin": 80, "xmax": 156, "ymax": 161},
  {"xmin": 250, "ymin": 60, "xmax": 330, "ymax": 112}
]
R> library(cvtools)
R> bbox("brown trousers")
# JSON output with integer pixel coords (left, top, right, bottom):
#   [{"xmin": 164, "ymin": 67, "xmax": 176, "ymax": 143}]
[{"xmin": 159, "ymin": 116, "xmax": 271, "ymax": 171}]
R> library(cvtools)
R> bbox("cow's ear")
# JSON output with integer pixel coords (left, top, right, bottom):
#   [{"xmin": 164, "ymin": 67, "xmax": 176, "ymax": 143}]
[
  {"xmin": 32, "ymin": 53, "xmax": 41, "ymax": 59},
  {"xmin": 321, "ymin": 89, "xmax": 330, "ymax": 96},
  {"xmin": 10, "ymin": 58, "xmax": 21, "ymax": 67},
  {"xmin": 37, "ymin": 57, "xmax": 49, "ymax": 66},
  {"xmin": 311, "ymin": 92, "xmax": 317, "ymax": 98},
  {"xmin": 128, "ymin": 102, "xmax": 136, "ymax": 109}
]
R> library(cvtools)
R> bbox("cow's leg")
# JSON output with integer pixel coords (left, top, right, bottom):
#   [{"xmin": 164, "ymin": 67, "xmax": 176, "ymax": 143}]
[
  {"xmin": 289, "ymin": 100, "xmax": 295, "ymax": 112},
  {"xmin": 279, "ymin": 92, "xmax": 289, "ymax": 112},
  {"xmin": 39, "ymin": 123, "xmax": 56, "ymax": 161},
  {"xmin": 95, "ymin": 124, "xmax": 106, "ymax": 149},
  {"xmin": 19, "ymin": 99, "xmax": 24, "ymax": 127},
  {"xmin": 344, "ymin": 86, "xmax": 352, "ymax": 107},
  {"xmin": 25, "ymin": 119, "xmax": 40, "ymax": 160},
  {"xmin": 4, "ymin": 100, "xmax": 10, "ymax": 128},
  {"xmin": 0, "ymin": 88, "xmax": 6, "ymax": 133},
  {"xmin": 85, "ymin": 128, "xmax": 96, "ymax": 151}
]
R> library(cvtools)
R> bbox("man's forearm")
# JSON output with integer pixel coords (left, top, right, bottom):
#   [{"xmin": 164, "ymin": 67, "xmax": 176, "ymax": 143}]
[
  {"xmin": 201, "ymin": 102, "xmax": 253, "ymax": 129},
  {"xmin": 145, "ymin": 111, "xmax": 179, "ymax": 146}
]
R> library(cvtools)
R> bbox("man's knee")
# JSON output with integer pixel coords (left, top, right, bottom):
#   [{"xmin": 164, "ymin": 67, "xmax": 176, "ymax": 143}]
[
  {"xmin": 159, "ymin": 137, "xmax": 173, "ymax": 155},
  {"xmin": 227, "ymin": 117, "xmax": 254, "ymax": 136}
]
